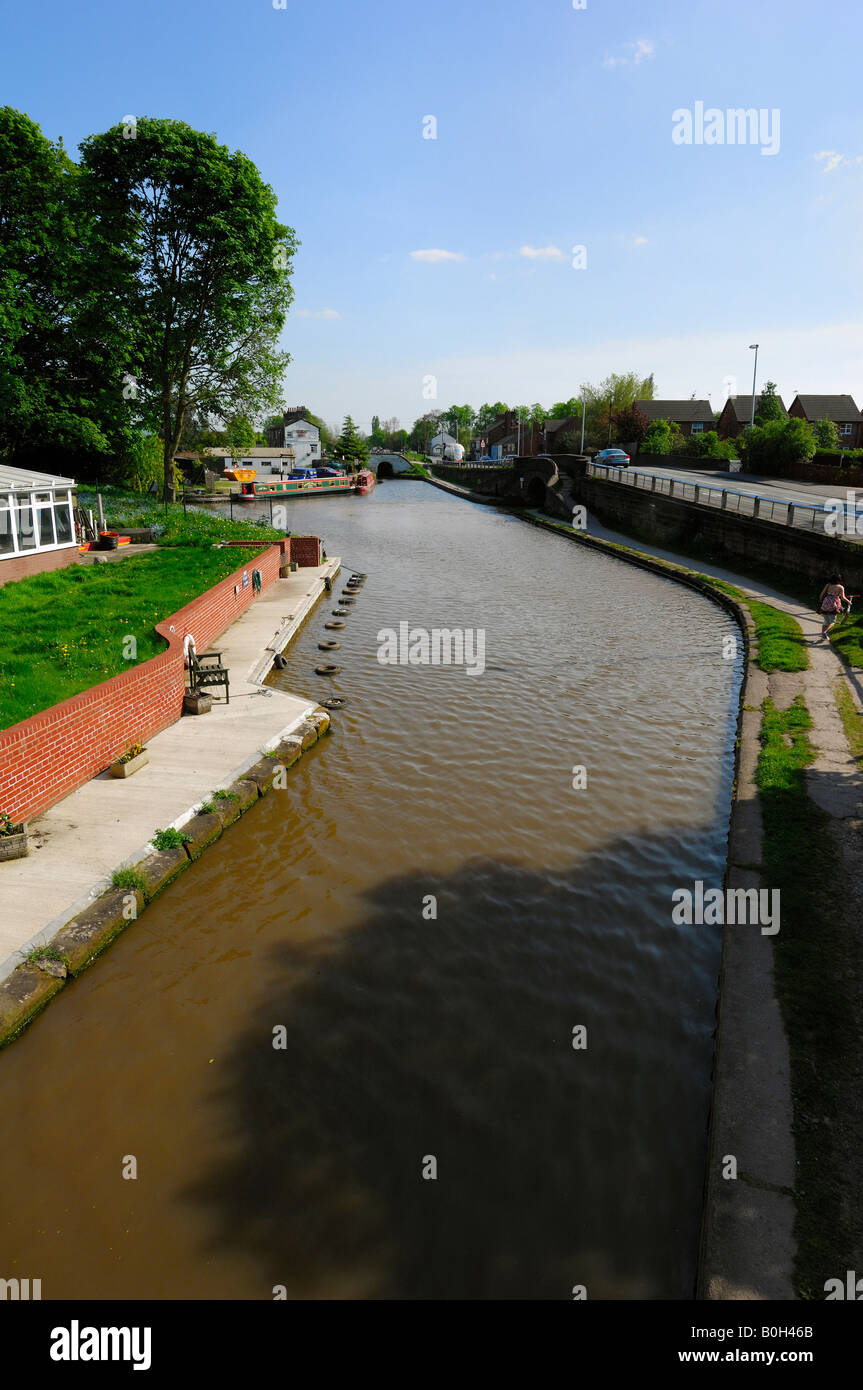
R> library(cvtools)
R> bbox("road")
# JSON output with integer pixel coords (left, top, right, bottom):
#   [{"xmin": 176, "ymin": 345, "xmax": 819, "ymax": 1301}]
[
  {"xmin": 592, "ymin": 462, "xmax": 863, "ymax": 539},
  {"xmin": 624, "ymin": 464, "xmax": 861, "ymax": 509}
]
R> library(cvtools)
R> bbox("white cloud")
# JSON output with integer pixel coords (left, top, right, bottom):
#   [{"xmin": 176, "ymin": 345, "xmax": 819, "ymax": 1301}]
[
  {"xmin": 295, "ymin": 308, "xmax": 341, "ymax": 319},
  {"xmin": 603, "ymin": 37, "xmax": 656, "ymax": 69},
  {"xmin": 814, "ymin": 150, "xmax": 863, "ymax": 173},
  {"xmin": 409, "ymin": 248, "xmax": 466, "ymax": 263},
  {"xmin": 633, "ymin": 235, "xmax": 649, "ymax": 246},
  {"xmin": 519, "ymin": 244, "xmax": 566, "ymax": 261}
]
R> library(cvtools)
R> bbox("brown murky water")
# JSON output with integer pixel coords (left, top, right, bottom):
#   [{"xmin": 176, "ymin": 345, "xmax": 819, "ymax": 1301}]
[{"xmin": 0, "ymin": 483, "xmax": 741, "ymax": 1299}]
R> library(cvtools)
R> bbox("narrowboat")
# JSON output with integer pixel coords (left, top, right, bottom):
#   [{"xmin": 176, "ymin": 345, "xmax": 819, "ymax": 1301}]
[{"xmin": 237, "ymin": 468, "xmax": 375, "ymax": 500}]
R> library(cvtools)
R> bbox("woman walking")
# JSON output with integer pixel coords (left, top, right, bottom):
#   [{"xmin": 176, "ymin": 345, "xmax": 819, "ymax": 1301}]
[{"xmin": 818, "ymin": 572, "xmax": 851, "ymax": 637}]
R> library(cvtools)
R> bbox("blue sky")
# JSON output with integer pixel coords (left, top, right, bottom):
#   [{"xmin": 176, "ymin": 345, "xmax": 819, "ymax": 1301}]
[{"xmin": 5, "ymin": 0, "xmax": 863, "ymax": 432}]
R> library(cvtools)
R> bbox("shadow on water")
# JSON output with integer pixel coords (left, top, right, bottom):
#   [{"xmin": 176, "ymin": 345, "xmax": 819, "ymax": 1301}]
[{"xmin": 182, "ymin": 827, "xmax": 725, "ymax": 1301}]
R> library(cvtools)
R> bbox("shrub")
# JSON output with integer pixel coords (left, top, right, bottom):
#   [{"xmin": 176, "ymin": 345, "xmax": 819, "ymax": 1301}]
[
  {"xmin": 641, "ymin": 419, "xmax": 683, "ymax": 455},
  {"xmin": 740, "ymin": 417, "xmax": 815, "ymax": 473},
  {"xmin": 111, "ymin": 867, "xmax": 146, "ymax": 893},
  {"xmin": 676, "ymin": 429, "xmax": 738, "ymax": 460},
  {"xmin": 813, "ymin": 417, "xmax": 840, "ymax": 450},
  {"xmin": 152, "ymin": 827, "xmax": 190, "ymax": 851}
]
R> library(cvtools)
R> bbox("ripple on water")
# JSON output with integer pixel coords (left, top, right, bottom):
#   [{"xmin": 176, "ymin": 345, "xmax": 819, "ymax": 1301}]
[{"xmin": 0, "ymin": 484, "xmax": 741, "ymax": 1301}]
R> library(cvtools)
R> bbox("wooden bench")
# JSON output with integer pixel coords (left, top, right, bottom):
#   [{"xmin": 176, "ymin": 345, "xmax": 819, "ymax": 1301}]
[{"xmin": 188, "ymin": 650, "xmax": 230, "ymax": 704}]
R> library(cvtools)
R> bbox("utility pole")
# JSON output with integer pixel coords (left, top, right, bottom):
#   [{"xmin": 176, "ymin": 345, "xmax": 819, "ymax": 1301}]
[{"xmin": 580, "ymin": 388, "xmax": 587, "ymax": 453}]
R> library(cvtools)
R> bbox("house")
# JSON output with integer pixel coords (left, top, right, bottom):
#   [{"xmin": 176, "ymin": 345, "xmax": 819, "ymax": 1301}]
[
  {"xmin": 635, "ymin": 399, "xmax": 716, "ymax": 438},
  {"xmin": 788, "ymin": 395, "xmax": 863, "ymax": 449},
  {"xmin": 543, "ymin": 415, "xmax": 582, "ymax": 453},
  {"xmin": 429, "ymin": 431, "xmax": 465, "ymax": 462},
  {"xmin": 175, "ymin": 446, "xmax": 297, "ymax": 476},
  {"xmin": 484, "ymin": 411, "xmax": 544, "ymax": 459},
  {"xmin": 717, "ymin": 394, "xmax": 787, "ymax": 439},
  {"xmin": 0, "ymin": 463, "xmax": 79, "ymax": 586},
  {"xmin": 265, "ymin": 408, "xmax": 322, "ymax": 467}
]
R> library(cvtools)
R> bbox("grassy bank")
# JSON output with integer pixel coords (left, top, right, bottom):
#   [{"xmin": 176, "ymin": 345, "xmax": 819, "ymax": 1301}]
[
  {"xmin": 78, "ymin": 485, "xmax": 284, "ymax": 547},
  {"xmin": 0, "ymin": 544, "xmax": 271, "ymax": 730}
]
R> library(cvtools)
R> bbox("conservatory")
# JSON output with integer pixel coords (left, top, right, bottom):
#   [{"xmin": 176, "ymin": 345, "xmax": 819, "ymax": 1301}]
[{"xmin": 0, "ymin": 464, "xmax": 78, "ymax": 584}]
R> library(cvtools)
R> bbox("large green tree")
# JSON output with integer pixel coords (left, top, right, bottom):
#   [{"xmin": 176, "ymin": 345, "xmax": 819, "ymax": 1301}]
[
  {"xmin": 0, "ymin": 107, "xmax": 132, "ymax": 467},
  {"xmin": 77, "ymin": 117, "xmax": 297, "ymax": 498},
  {"xmin": 332, "ymin": 415, "xmax": 369, "ymax": 468},
  {"xmin": 754, "ymin": 380, "xmax": 785, "ymax": 425}
]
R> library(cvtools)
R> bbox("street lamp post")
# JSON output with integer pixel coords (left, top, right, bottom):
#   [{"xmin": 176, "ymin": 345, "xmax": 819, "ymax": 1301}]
[
  {"xmin": 580, "ymin": 388, "xmax": 587, "ymax": 453},
  {"xmin": 749, "ymin": 344, "xmax": 759, "ymax": 428}
]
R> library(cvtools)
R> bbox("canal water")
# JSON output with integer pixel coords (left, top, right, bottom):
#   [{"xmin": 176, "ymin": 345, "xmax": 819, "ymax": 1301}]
[{"xmin": 0, "ymin": 481, "xmax": 742, "ymax": 1300}]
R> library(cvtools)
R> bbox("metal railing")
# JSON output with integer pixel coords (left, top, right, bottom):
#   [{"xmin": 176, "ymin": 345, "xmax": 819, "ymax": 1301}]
[{"xmin": 586, "ymin": 462, "xmax": 863, "ymax": 542}]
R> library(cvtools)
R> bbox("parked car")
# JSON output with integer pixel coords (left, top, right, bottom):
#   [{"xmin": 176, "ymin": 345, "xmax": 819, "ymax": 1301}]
[
  {"xmin": 316, "ymin": 465, "xmax": 346, "ymax": 477},
  {"xmin": 595, "ymin": 448, "xmax": 630, "ymax": 466},
  {"xmin": 289, "ymin": 467, "xmax": 318, "ymax": 479}
]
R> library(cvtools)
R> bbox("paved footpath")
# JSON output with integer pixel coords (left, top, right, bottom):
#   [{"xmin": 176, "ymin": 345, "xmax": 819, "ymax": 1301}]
[{"xmin": 0, "ymin": 557, "xmax": 341, "ymax": 982}]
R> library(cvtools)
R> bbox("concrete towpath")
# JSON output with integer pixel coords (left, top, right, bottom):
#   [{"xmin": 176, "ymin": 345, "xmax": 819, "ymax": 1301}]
[{"xmin": 0, "ymin": 557, "xmax": 341, "ymax": 983}]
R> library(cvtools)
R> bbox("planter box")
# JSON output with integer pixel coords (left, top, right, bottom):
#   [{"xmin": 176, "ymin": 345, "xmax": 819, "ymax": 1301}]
[
  {"xmin": 0, "ymin": 829, "xmax": 28, "ymax": 861},
  {"xmin": 109, "ymin": 750, "xmax": 149, "ymax": 778},
  {"xmin": 183, "ymin": 692, "xmax": 212, "ymax": 716}
]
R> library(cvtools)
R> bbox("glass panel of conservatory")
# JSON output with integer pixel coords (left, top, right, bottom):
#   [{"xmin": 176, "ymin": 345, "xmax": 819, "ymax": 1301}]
[
  {"xmin": 54, "ymin": 502, "xmax": 74, "ymax": 543},
  {"xmin": 15, "ymin": 503, "xmax": 37, "ymax": 550},
  {"xmin": 0, "ymin": 506, "xmax": 13, "ymax": 555},
  {"xmin": 38, "ymin": 505, "xmax": 56, "ymax": 545}
]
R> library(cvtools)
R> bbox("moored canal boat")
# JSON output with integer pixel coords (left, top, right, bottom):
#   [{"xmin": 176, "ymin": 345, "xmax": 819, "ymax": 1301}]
[{"xmin": 238, "ymin": 468, "xmax": 375, "ymax": 500}]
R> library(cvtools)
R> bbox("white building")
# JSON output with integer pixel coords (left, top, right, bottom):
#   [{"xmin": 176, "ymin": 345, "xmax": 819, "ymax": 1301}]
[
  {"xmin": 429, "ymin": 431, "xmax": 465, "ymax": 462},
  {"xmin": 266, "ymin": 408, "xmax": 322, "ymax": 468},
  {"xmin": 0, "ymin": 463, "xmax": 78, "ymax": 585}
]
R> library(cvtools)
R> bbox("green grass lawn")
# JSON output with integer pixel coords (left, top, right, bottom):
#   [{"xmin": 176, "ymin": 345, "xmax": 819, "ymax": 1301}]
[
  {"xmin": 0, "ymin": 545, "xmax": 269, "ymax": 730},
  {"xmin": 829, "ymin": 609, "xmax": 863, "ymax": 667},
  {"xmin": 699, "ymin": 577, "xmax": 809, "ymax": 673}
]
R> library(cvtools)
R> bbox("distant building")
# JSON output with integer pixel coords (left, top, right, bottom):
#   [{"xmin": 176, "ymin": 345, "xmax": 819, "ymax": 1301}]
[
  {"xmin": 788, "ymin": 394, "xmax": 863, "ymax": 449},
  {"xmin": 265, "ymin": 408, "xmax": 322, "ymax": 467},
  {"xmin": 429, "ymin": 432, "xmax": 465, "ymax": 462},
  {"xmin": 484, "ymin": 411, "xmax": 544, "ymax": 458},
  {"xmin": 542, "ymin": 416, "xmax": 582, "ymax": 453},
  {"xmin": 717, "ymin": 394, "xmax": 787, "ymax": 439},
  {"xmin": 635, "ymin": 399, "xmax": 716, "ymax": 438},
  {"xmin": 0, "ymin": 463, "xmax": 78, "ymax": 586},
  {"xmin": 175, "ymin": 446, "xmax": 297, "ymax": 475}
]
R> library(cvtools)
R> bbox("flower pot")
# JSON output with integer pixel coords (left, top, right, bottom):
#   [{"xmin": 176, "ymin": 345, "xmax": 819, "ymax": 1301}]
[
  {"xmin": 99, "ymin": 532, "xmax": 119, "ymax": 550},
  {"xmin": 183, "ymin": 692, "xmax": 212, "ymax": 716},
  {"xmin": 0, "ymin": 829, "xmax": 28, "ymax": 861},
  {"xmin": 109, "ymin": 750, "xmax": 149, "ymax": 778}
]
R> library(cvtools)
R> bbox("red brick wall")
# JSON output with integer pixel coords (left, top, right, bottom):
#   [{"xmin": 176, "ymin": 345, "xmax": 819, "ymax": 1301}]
[
  {"xmin": 291, "ymin": 535, "xmax": 323, "ymax": 566},
  {"xmin": 0, "ymin": 546, "xmax": 80, "ymax": 588},
  {"xmin": 0, "ymin": 544, "xmax": 283, "ymax": 825}
]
